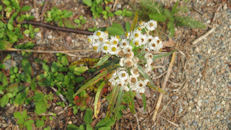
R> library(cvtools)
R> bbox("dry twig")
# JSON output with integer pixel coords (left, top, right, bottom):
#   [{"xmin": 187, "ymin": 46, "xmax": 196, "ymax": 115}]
[
  {"xmin": 192, "ymin": 27, "xmax": 216, "ymax": 45},
  {"xmin": 51, "ymin": 87, "xmax": 67, "ymax": 104},
  {"xmin": 159, "ymin": 116, "xmax": 179, "ymax": 127},
  {"xmin": 152, "ymin": 52, "xmax": 176, "ymax": 121}
]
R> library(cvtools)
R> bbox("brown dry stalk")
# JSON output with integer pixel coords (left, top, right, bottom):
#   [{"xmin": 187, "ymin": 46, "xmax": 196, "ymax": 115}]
[
  {"xmin": 22, "ymin": 20, "xmax": 94, "ymax": 35},
  {"xmin": 1, "ymin": 48, "xmax": 94, "ymax": 57},
  {"xmin": 192, "ymin": 27, "xmax": 216, "ymax": 45},
  {"xmin": 152, "ymin": 52, "xmax": 176, "ymax": 121}
]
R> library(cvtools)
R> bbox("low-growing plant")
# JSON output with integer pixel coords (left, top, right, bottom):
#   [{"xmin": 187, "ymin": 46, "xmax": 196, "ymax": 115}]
[
  {"xmin": 137, "ymin": 0, "xmax": 206, "ymax": 37},
  {"xmin": 0, "ymin": 0, "xmax": 34, "ymax": 50},
  {"xmin": 45, "ymin": 7, "xmax": 73, "ymax": 27},
  {"xmin": 82, "ymin": 0, "xmax": 133, "ymax": 19}
]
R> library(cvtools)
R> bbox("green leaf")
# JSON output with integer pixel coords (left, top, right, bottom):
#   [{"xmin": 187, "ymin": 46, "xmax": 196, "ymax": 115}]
[
  {"xmin": 60, "ymin": 55, "xmax": 69, "ymax": 66},
  {"xmin": 2, "ymin": 0, "xmax": 10, "ymax": 6},
  {"xmin": 96, "ymin": 118, "xmax": 115, "ymax": 128},
  {"xmin": 78, "ymin": 125, "xmax": 85, "ymax": 130},
  {"xmin": 142, "ymin": 93, "xmax": 146, "ymax": 112},
  {"xmin": 24, "ymin": 29, "xmax": 30, "ymax": 35},
  {"xmin": 44, "ymin": 126, "xmax": 51, "ymax": 130},
  {"xmin": 21, "ymin": 5, "xmax": 31, "ymax": 12},
  {"xmin": 73, "ymin": 69, "xmax": 108, "ymax": 96},
  {"xmin": 167, "ymin": 21, "xmax": 175, "ymax": 37},
  {"xmin": 69, "ymin": 66, "xmax": 88, "ymax": 75},
  {"xmin": 0, "ymin": 5, "xmax": 2, "ymax": 11},
  {"xmin": 94, "ymin": 81, "xmax": 105, "ymax": 118},
  {"xmin": 25, "ymin": 120, "xmax": 34, "ymax": 130},
  {"xmin": 175, "ymin": 16, "xmax": 206, "ymax": 29},
  {"xmin": 86, "ymin": 124, "xmax": 93, "ymax": 130},
  {"xmin": 106, "ymin": 23, "xmax": 124, "ymax": 35},
  {"xmin": 83, "ymin": 0, "xmax": 92, "ymax": 6},
  {"xmin": 36, "ymin": 119, "xmax": 44, "ymax": 127},
  {"xmin": 93, "ymin": 54, "xmax": 110, "ymax": 68},
  {"xmin": 67, "ymin": 124, "xmax": 79, "ymax": 130},
  {"xmin": 114, "ymin": 10, "xmax": 122, "ymax": 16},
  {"xmin": 14, "ymin": 110, "xmax": 28, "ymax": 125},
  {"xmin": 149, "ymin": 13, "xmax": 167, "ymax": 22},
  {"xmin": 0, "ymin": 40, "xmax": 12, "ymax": 50},
  {"xmin": 7, "ymin": 23, "xmax": 14, "ymax": 31},
  {"xmin": 33, "ymin": 92, "xmax": 47, "ymax": 114},
  {"xmin": 84, "ymin": 109, "xmax": 93, "ymax": 124},
  {"xmin": 0, "ymin": 95, "xmax": 9, "ymax": 107},
  {"xmin": 98, "ymin": 127, "xmax": 111, "ymax": 130},
  {"xmin": 106, "ymin": 85, "xmax": 120, "ymax": 117},
  {"xmin": 125, "ymin": 22, "xmax": 131, "ymax": 32}
]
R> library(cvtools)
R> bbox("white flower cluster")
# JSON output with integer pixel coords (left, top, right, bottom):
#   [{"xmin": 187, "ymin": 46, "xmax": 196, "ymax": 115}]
[{"xmin": 88, "ymin": 20, "xmax": 163, "ymax": 93}]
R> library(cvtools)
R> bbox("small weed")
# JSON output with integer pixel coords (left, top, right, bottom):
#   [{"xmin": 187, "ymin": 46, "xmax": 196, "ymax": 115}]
[
  {"xmin": 83, "ymin": 0, "xmax": 133, "ymax": 19},
  {"xmin": 137, "ymin": 0, "xmax": 206, "ymax": 37}
]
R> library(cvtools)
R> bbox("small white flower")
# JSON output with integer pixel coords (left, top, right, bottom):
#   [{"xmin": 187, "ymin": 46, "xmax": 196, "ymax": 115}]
[
  {"xmin": 129, "ymin": 75, "xmax": 138, "ymax": 85},
  {"xmin": 109, "ymin": 45, "xmax": 119, "ymax": 55},
  {"xmin": 92, "ymin": 42, "xmax": 101, "ymax": 52},
  {"xmin": 110, "ymin": 36, "xmax": 119, "ymax": 45},
  {"xmin": 118, "ymin": 70, "xmax": 129, "ymax": 81},
  {"xmin": 149, "ymin": 41, "xmax": 158, "ymax": 51},
  {"xmin": 133, "ymin": 38, "xmax": 142, "ymax": 47},
  {"xmin": 125, "ymin": 52, "xmax": 134, "ymax": 59},
  {"xmin": 140, "ymin": 34, "xmax": 148, "ymax": 45},
  {"xmin": 123, "ymin": 46, "xmax": 133, "ymax": 54},
  {"xmin": 125, "ymin": 32, "xmax": 131, "ymax": 39},
  {"xmin": 146, "ymin": 20, "xmax": 157, "ymax": 31},
  {"xmin": 130, "ymin": 67, "xmax": 140, "ymax": 77},
  {"xmin": 120, "ymin": 39, "xmax": 129, "ymax": 48},
  {"xmin": 124, "ymin": 58, "xmax": 134, "ymax": 67},
  {"xmin": 132, "ymin": 30, "xmax": 142, "ymax": 39},
  {"xmin": 88, "ymin": 35, "xmax": 97, "ymax": 44},
  {"xmin": 102, "ymin": 43, "xmax": 110, "ymax": 53}
]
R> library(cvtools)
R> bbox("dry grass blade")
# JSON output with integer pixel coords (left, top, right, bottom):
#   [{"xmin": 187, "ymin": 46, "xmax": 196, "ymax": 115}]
[
  {"xmin": 1, "ymin": 48, "xmax": 93, "ymax": 57},
  {"xmin": 152, "ymin": 52, "xmax": 176, "ymax": 121}
]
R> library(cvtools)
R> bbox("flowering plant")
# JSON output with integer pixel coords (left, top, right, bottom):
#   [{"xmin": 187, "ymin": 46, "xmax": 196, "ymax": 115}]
[{"xmin": 88, "ymin": 20, "xmax": 163, "ymax": 94}]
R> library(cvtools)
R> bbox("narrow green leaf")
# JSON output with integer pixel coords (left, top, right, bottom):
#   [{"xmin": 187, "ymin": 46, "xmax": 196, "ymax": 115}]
[
  {"xmin": 93, "ymin": 54, "xmax": 110, "ymax": 68},
  {"xmin": 106, "ymin": 85, "xmax": 120, "ymax": 117},
  {"xmin": 94, "ymin": 81, "xmax": 105, "ymax": 118},
  {"xmin": 153, "ymin": 51, "xmax": 175, "ymax": 61},
  {"xmin": 84, "ymin": 109, "xmax": 93, "ymax": 124},
  {"xmin": 125, "ymin": 22, "xmax": 131, "ymax": 32},
  {"xmin": 74, "ymin": 69, "xmax": 108, "ymax": 96},
  {"xmin": 142, "ymin": 93, "xmax": 146, "ymax": 112},
  {"xmin": 128, "ymin": 90, "xmax": 136, "ymax": 114}
]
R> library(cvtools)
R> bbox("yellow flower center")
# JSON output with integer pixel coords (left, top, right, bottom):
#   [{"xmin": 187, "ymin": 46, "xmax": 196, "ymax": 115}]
[
  {"xmin": 111, "ymin": 47, "xmax": 117, "ymax": 52},
  {"xmin": 135, "ymin": 41, "xmax": 139, "ymax": 46},
  {"xmin": 99, "ymin": 37, "xmax": 104, "ymax": 42},
  {"xmin": 93, "ymin": 46, "xmax": 98, "ymax": 51},
  {"xmin": 135, "ymin": 33, "xmax": 139, "ymax": 38},
  {"xmin": 103, "ymin": 46, "xmax": 108, "ymax": 50},
  {"xmin": 113, "ymin": 40, "xmax": 118, "ymax": 45},
  {"xmin": 96, "ymin": 31, "xmax": 101, "ymax": 36}
]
